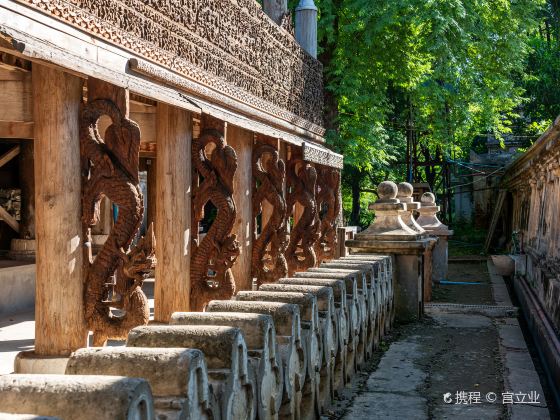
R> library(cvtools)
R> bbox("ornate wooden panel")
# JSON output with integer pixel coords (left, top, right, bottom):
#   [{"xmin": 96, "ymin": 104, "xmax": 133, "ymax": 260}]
[
  {"xmin": 16, "ymin": 0, "xmax": 324, "ymax": 131},
  {"xmin": 252, "ymin": 143, "xmax": 288, "ymax": 285}
]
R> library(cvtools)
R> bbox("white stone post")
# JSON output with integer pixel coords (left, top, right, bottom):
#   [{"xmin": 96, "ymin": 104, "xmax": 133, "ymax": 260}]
[
  {"xmin": 417, "ymin": 192, "xmax": 453, "ymax": 285},
  {"xmin": 347, "ymin": 181, "xmax": 431, "ymax": 322},
  {"xmin": 295, "ymin": 0, "xmax": 318, "ymax": 58}
]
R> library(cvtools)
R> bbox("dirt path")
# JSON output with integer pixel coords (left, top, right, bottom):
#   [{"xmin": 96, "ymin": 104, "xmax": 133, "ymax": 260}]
[{"xmin": 329, "ymin": 261, "xmax": 550, "ymax": 420}]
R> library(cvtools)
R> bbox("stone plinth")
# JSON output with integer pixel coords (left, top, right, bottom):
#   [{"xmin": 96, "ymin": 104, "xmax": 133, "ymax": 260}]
[
  {"xmin": 416, "ymin": 193, "xmax": 453, "ymax": 294},
  {"xmin": 346, "ymin": 181, "xmax": 431, "ymax": 323}
]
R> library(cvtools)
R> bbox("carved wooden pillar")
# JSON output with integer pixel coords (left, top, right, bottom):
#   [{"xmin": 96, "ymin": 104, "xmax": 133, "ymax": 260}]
[
  {"xmin": 227, "ymin": 125, "xmax": 253, "ymax": 291},
  {"xmin": 190, "ymin": 115, "xmax": 239, "ymax": 311},
  {"xmin": 314, "ymin": 165, "xmax": 341, "ymax": 263},
  {"xmin": 81, "ymin": 78, "xmax": 155, "ymax": 346},
  {"xmin": 154, "ymin": 104, "xmax": 192, "ymax": 321},
  {"xmin": 285, "ymin": 153, "xmax": 320, "ymax": 276},
  {"xmin": 252, "ymin": 136, "xmax": 288, "ymax": 286},
  {"xmin": 33, "ymin": 64, "xmax": 88, "ymax": 356}
]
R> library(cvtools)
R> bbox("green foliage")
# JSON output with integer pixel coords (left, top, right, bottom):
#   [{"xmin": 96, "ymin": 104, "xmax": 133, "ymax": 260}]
[{"xmin": 313, "ymin": 0, "xmax": 545, "ymax": 224}]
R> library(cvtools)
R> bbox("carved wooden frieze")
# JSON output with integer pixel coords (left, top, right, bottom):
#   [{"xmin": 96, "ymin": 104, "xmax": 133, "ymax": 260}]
[
  {"xmin": 302, "ymin": 141, "xmax": 344, "ymax": 169},
  {"xmin": 285, "ymin": 158, "xmax": 320, "ymax": 275},
  {"xmin": 81, "ymin": 88, "xmax": 156, "ymax": 346},
  {"xmin": 314, "ymin": 166, "xmax": 341, "ymax": 263},
  {"xmin": 191, "ymin": 128, "xmax": 240, "ymax": 311},
  {"xmin": 252, "ymin": 144, "xmax": 289, "ymax": 285},
  {"xmin": 17, "ymin": 0, "xmax": 324, "ymax": 131}
]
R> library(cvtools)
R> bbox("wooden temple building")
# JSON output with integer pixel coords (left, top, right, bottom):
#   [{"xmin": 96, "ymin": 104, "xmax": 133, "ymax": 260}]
[
  {"xmin": 0, "ymin": 0, "xmax": 343, "ymax": 356},
  {"xmin": 0, "ymin": 1, "xmax": 410, "ymax": 419}
]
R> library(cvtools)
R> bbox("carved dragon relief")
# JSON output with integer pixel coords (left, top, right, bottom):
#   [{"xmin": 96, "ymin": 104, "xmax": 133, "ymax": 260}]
[
  {"xmin": 285, "ymin": 158, "xmax": 321, "ymax": 276},
  {"xmin": 252, "ymin": 144, "xmax": 289, "ymax": 286},
  {"xmin": 314, "ymin": 166, "xmax": 341, "ymax": 263},
  {"xmin": 191, "ymin": 128, "xmax": 240, "ymax": 311},
  {"xmin": 81, "ymin": 98, "xmax": 156, "ymax": 346}
]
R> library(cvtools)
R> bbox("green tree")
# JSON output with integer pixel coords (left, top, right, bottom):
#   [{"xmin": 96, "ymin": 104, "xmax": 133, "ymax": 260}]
[{"xmin": 312, "ymin": 0, "xmax": 543, "ymax": 226}]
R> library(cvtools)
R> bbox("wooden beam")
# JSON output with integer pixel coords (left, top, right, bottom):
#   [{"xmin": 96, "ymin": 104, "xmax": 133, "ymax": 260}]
[
  {"xmin": 0, "ymin": 205, "xmax": 19, "ymax": 232},
  {"xmin": 0, "ymin": 121, "xmax": 34, "ymax": 139},
  {"xmin": 0, "ymin": 145, "xmax": 20, "ymax": 168},
  {"xmin": 0, "ymin": 68, "xmax": 32, "ymax": 121}
]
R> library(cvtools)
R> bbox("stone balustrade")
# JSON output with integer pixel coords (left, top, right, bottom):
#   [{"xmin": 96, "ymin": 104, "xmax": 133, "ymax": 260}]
[
  {"xmin": 1, "ymin": 252, "xmax": 399, "ymax": 420},
  {"xmin": 66, "ymin": 347, "xmax": 216, "ymax": 420}
]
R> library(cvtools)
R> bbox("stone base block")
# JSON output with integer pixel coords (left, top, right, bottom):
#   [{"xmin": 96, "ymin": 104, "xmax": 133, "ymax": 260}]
[{"xmin": 14, "ymin": 351, "xmax": 69, "ymax": 374}]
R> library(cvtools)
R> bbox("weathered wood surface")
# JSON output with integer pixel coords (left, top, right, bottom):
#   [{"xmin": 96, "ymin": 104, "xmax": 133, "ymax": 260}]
[
  {"xmin": 0, "ymin": 205, "xmax": 19, "ymax": 233},
  {"xmin": 67, "ymin": 347, "xmax": 214, "ymax": 420},
  {"xmin": 170, "ymin": 312, "xmax": 283, "ymax": 420},
  {"xmin": 19, "ymin": 140, "xmax": 35, "ymax": 239},
  {"xmin": 0, "ymin": 374, "xmax": 154, "ymax": 420},
  {"xmin": 33, "ymin": 64, "xmax": 88, "ymax": 355},
  {"xmin": 0, "ymin": 145, "xmax": 20, "ymax": 168},
  {"xmin": 0, "ymin": 121, "xmax": 34, "ymax": 138},
  {"xmin": 0, "ymin": 66, "xmax": 32, "ymax": 122},
  {"xmin": 127, "ymin": 325, "xmax": 256, "ymax": 420},
  {"xmin": 154, "ymin": 104, "xmax": 192, "ymax": 321}
]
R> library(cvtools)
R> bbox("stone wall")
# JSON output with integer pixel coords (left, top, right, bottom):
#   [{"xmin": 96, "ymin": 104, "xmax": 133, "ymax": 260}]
[{"xmin": 502, "ymin": 121, "xmax": 560, "ymax": 333}]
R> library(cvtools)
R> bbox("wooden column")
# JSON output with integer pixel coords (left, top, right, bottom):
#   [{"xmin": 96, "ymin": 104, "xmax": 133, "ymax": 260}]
[
  {"xmin": 154, "ymin": 103, "xmax": 192, "ymax": 322},
  {"xmin": 228, "ymin": 125, "xmax": 253, "ymax": 291},
  {"xmin": 19, "ymin": 139, "xmax": 35, "ymax": 239},
  {"xmin": 258, "ymin": 136, "xmax": 281, "ymax": 227},
  {"xmin": 146, "ymin": 157, "xmax": 157, "ymax": 230},
  {"xmin": 288, "ymin": 146, "xmax": 305, "ymax": 226},
  {"xmin": 33, "ymin": 65, "xmax": 87, "ymax": 355}
]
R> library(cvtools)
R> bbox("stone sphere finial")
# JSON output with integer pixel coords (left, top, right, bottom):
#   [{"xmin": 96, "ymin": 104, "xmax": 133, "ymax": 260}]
[
  {"xmin": 421, "ymin": 192, "xmax": 436, "ymax": 205},
  {"xmin": 377, "ymin": 181, "xmax": 398, "ymax": 200},
  {"xmin": 397, "ymin": 182, "xmax": 414, "ymax": 198}
]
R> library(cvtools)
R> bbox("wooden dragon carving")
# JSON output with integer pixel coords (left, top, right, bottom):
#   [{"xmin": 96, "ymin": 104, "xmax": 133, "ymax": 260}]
[
  {"xmin": 285, "ymin": 158, "xmax": 321, "ymax": 276},
  {"xmin": 191, "ymin": 128, "xmax": 240, "ymax": 311},
  {"xmin": 314, "ymin": 166, "xmax": 341, "ymax": 263},
  {"xmin": 252, "ymin": 144, "xmax": 289, "ymax": 286},
  {"xmin": 81, "ymin": 98, "xmax": 156, "ymax": 346}
]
